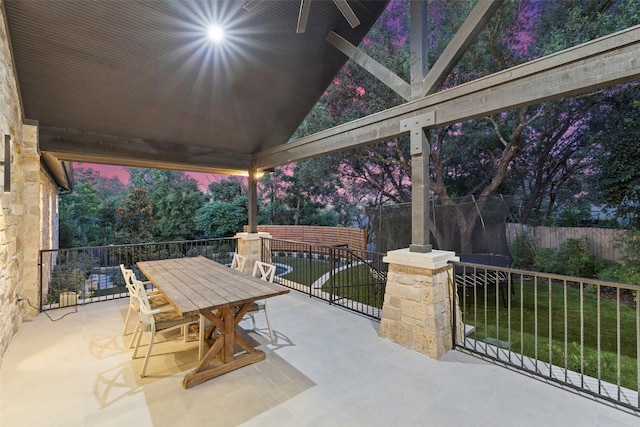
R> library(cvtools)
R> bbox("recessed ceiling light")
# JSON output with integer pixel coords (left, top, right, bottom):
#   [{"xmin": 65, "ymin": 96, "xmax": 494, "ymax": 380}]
[{"xmin": 207, "ymin": 24, "xmax": 225, "ymax": 42}]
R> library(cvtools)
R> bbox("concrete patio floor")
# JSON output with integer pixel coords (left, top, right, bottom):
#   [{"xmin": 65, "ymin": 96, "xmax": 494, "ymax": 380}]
[{"xmin": 1, "ymin": 291, "xmax": 638, "ymax": 427}]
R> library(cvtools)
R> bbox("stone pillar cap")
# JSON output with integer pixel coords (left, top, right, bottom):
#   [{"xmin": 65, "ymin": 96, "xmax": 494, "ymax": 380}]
[
  {"xmin": 234, "ymin": 232, "xmax": 272, "ymax": 240},
  {"xmin": 383, "ymin": 248, "xmax": 458, "ymax": 270}
]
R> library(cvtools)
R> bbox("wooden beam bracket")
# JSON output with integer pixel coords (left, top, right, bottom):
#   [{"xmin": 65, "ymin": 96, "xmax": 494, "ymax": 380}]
[{"xmin": 400, "ymin": 112, "xmax": 435, "ymax": 155}]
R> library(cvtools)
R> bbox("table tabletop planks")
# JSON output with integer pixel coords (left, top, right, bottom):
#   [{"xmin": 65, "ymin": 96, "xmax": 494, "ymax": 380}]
[{"xmin": 137, "ymin": 256, "xmax": 289, "ymax": 316}]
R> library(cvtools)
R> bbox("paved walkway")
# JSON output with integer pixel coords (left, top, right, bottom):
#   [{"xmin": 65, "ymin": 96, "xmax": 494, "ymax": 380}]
[
  {"xmin": 1, "ymin": 292, "xmax": 638, "ymax": 426},
  {"xmin": 310, "ymin": 262, "xmax": 363, "ymax": 289}
]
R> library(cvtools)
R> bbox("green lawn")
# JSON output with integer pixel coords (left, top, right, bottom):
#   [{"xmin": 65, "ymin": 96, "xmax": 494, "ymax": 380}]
[
  {"xmin": 272, "ymin": 256, "xmax": 332, "ymax": 286},
  {"xmin": 323, "ymin": 263, "xmax": 386, "ymax": 309},
  {"xmin": 273, "ymin": 257, "xmax": 385, "ymax": 309},
  {"xmin": 274, "ymin": 256, "xmax": 638, "ymax": 390},
  {"xmin": 460, "ymin": 280, "xmax": 639, "ymax": 390}
]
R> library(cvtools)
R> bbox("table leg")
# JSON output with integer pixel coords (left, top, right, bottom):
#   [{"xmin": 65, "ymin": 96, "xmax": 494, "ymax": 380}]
[
  {"xmin": 222, "ymin": 306, "xmax": 235, "ymax": 363},
  {"xmin": 198, "ymin": 314, "xmax": 205, "ymax": 361},
  {"xmin": 182, "ymin": 303, "xmax": 266, "ymax": 389}
]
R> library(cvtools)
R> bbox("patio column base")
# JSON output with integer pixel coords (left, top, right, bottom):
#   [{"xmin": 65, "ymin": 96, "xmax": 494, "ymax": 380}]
[
  {"xmin": 235, "ymin": 232, "xmax": 272, "ymax": 273},
  {"xmin": 380, "ymin": 249, "xmax": 463, "ymax": 360}
]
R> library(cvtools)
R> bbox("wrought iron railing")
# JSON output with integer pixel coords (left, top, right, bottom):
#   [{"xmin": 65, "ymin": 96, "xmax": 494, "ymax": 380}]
[
  {"xmin": 451, "ymin": 260, "xmax": 640, "ymax": 412},
  {"xmin": 261, "ymin": 238, "xmax": 387, "ymax": 319},
  {"xmin": 39, "ymin": 238, "xmax": 237, "ymax": 311}
]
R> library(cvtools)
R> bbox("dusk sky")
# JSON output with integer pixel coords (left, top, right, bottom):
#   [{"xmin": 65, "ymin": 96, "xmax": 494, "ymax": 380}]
[{"xmin": 75, "ymin": 162, "xmax": 229, "ymax": 191}]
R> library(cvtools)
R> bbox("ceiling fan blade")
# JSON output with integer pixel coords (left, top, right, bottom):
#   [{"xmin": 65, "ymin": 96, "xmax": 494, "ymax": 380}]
[
  {"xmin": 332, "ymin": 0, "xmax": 360, "ymax": 28},
  {"xmin": 297, "ymin": 0, "xmax": 312, "ymax": 33},
  {"xmin": 243, "ymin": 0, "xmax": 265, "ymax": 12}
]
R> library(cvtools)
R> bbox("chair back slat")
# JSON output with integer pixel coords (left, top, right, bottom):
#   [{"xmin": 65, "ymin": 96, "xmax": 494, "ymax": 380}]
[
  {"xmin": 132, "ymin": 278, "xmax": 155, "ymax": 325},
  {"xmin": 252, "ymin": 261, "xmax": 276, "ymax": 283},
  {"xmin": 120, "ymin": 264, "xmax": 134, "ymax": 291},
  {"xmin": 231, "ymin": 253, "xmax": 247, "ymax": 272},
  {"xmin": 120, "ymin": 264, "xmax": 142, "ymax": 308}
]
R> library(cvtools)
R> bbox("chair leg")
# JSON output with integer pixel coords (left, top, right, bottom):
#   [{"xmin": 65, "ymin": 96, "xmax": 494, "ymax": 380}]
[
  {"xmin": 132, "ymin": 324, "xmax": 144, "ymax": 359},
  {"xmin": 122, "ymin": 305, "xmax": 133, "ymax": 336},
  {"xmin": 249, "ymin": 313, "xmax": 257, "ymax": 330},
  {"xmin": 140, "ymin": 327, "xmax": 156, "ymax": 378},
  {"xmin": 263, "ymin": 304, "xmax": 274, "ymax": 344},
  {"xmin": 129, "ymin": 322, "xmax": 141, "ymax": 349}
]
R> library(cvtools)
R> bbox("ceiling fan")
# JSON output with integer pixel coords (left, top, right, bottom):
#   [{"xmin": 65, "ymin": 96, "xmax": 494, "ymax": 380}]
[{"xmin": 243, "ymin": 0, "xmax": 361, "ymax": 33}]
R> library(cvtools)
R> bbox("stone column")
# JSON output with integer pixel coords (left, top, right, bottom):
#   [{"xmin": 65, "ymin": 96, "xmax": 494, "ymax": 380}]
[
  {"xmin": 234, "ymin": 232, "xmax": 272, "ymax": 274},
  {"xmin": 20, "ymin": 125, "xmax": 41, "ymax": 317},
  {"xmin": 379, "ymin": 249, "xmax": 464, "ymax": 359}
]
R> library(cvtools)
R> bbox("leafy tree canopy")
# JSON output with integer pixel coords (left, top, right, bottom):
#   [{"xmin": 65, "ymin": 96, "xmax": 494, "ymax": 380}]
[
  {"xmin": 196, "ymin": 195, "xmax": 248, "ymax": 238},
  {"xmin": 128, "ymin": 168, "xmax": 206, "ymax": 241}
]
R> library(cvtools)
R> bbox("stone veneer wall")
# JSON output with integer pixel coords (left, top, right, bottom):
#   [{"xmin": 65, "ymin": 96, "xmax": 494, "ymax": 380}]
[{"xmin": 0, "ymin": 4, "xmax": 59, "ymax": 365}]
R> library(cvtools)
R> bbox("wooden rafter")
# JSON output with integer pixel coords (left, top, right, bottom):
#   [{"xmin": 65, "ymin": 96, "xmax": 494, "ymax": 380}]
[
  {"xmin": 252, "ymin": 25, "xmax": 640, "ymax": 169},
  {"xmin": 421, "ymin": 0, "xmax": 503, "ymax": 96},
  {"xmin": 326, "ymin": 31, "xmax": 411, "ymax": 101}
]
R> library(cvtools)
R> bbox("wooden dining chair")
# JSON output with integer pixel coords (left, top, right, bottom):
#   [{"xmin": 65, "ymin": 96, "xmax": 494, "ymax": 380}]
[
  {"xmin": 230, "ymin": 253, "xmax": 247, "ymax": 272},
  {"xmin": 130, "ymin": 278, "xmax": 201, "ymax": 378},
  {"xmin": 246, "ymin": 261, "xmax": 276, "ymax": 343},
  {"xmin": 119, "ymin": 264, "xmax": 170, "ymax": 336}
]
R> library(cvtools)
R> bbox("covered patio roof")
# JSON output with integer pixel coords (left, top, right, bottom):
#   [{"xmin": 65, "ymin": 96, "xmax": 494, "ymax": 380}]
[
  {"xmin": 4, "ymin": 0, "xmax": 639, "ymax": 244},
  {"xmin": 3, "ymin": 0, "xmax": 388, "ymax": 175}
]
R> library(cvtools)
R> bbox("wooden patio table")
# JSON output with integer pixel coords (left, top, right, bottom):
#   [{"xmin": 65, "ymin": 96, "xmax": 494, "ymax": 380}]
[{"xmin": 137, "ymin": 256, "xmax": 289, "ymax": 389}]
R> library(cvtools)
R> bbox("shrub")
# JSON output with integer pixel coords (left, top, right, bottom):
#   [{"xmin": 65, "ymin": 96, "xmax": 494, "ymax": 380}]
[
  {"xmin": 597, "ymin": 231, "xmax": 640, "ymax": 301},
  {"xmin": 533, "ymin": 247, "xmax": 563, "ymax": 273},
  {"xmin": 614, "ymin": 230, "xmax": 640, "ymax": 262},
  {"xmin": 534, "ymin": 237, "xmax": 602, "ymax": 279},
  {"xmin": 46, "ymin": 261, "xmax": 89, "ymax": 304},
  {"xmin": 558, "ymin": 238, "xmax": 596, "ymax": 277},
  {"xmin": 509, "ymin": 231, "xmax": 536, "ymax": 268},
  {"xmin": 598, "ymin": 261, "xmax": 640, "ymax": 302}
]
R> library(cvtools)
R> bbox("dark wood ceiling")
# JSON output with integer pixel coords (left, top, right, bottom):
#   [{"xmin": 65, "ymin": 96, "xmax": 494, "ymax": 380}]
[{"xmin": 4, "ymin": 0, "xmax": 388, "ymax": 174}]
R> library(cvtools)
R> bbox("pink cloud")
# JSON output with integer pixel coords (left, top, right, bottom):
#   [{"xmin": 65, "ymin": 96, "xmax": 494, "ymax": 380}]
[{"xmin": 74, "ymin": 162, "xmax": 227, "ymax": 192}]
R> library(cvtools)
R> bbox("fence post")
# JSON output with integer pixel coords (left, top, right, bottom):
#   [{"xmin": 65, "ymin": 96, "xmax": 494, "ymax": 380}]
[
  {"xmin": 329, "ymin": 247, "xmax": 336, "ymax": 305},
  {"xmin": 38, "ymin": 251, "xmax": 44, "ymax": 312},
  {"xmin": 308, "ymin": 244, "xmax": 312, "ymax": 297}
]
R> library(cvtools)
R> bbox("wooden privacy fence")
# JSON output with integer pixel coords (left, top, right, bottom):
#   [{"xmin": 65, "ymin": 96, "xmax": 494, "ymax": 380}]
[
  {"xmin": 507, "ymin": 224, "xmax": 630, "ymax": 261},
  {"xmin": 246, "ymin": 224, "xmax": 628, "ymax": 261},
  {"xmin": 244, "ymin": 225, "xmax": 368, "ymax": 251}
]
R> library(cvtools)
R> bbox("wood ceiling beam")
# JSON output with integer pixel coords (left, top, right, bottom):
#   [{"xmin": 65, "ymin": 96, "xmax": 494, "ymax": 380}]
[
  {"xmin": 252, "ymin": 25, "xmax": 640, "ymax": 170},
  {"xmin": 421, "ymin": 0, "xmax": 503, "ymax": 96},
  {"xmin": 326, "ymin": 31, "xmax": 411, "ymax": 101},
  {"xmin": 39, "ymin": 127, "xmax": 251, "ymax": 175},
  {"xmin": 297, "ymin": 0, "xmax": 311, "ymax": 33},
  {"xmin": 333, "ymin": 0, "xmax": 360, "ymax": 28}
]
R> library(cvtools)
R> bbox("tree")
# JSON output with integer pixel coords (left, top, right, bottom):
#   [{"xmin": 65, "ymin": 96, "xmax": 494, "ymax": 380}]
[
  {"xmin": 115, "ymin": 186, "xmax": 156, "ymax": 244},
  {"xmin": 59, "ymin": 167, "xmax": 127, "ymax": 247},
  {"xmin": 128, "ymin": 168, "xmax": 206, "ymax": 241},
  {"xmin": 591, "ymin": 85, "xmax": 640, "ymax": 228},
  {"xmin": 91, "ymin": 171, "xmax": 128, "ymax": 244},
  {"xmin": 259, "ymin": 158, "xmax": 345, "ymax": 226},
  {"xmin": 503, "ymin": 0, "xmax": 640, "ymax": 226},
  {"xmin": 259, "ymin": 168, "xmax": 293, "ymax": 225},
  {"xmin": 206, "ymin": 177, "xmax": 246, "ymax": 203},
  {"xmin": 196, "ymin": 179, "xmax": 249, "ymax": 237},
  {"xmin": 305, "ymin": 0, "xmax": 639, "ymax": 251},
  {"xmin": 59, "ymin": 177, "xmax": 102, "ymax": 247}
]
